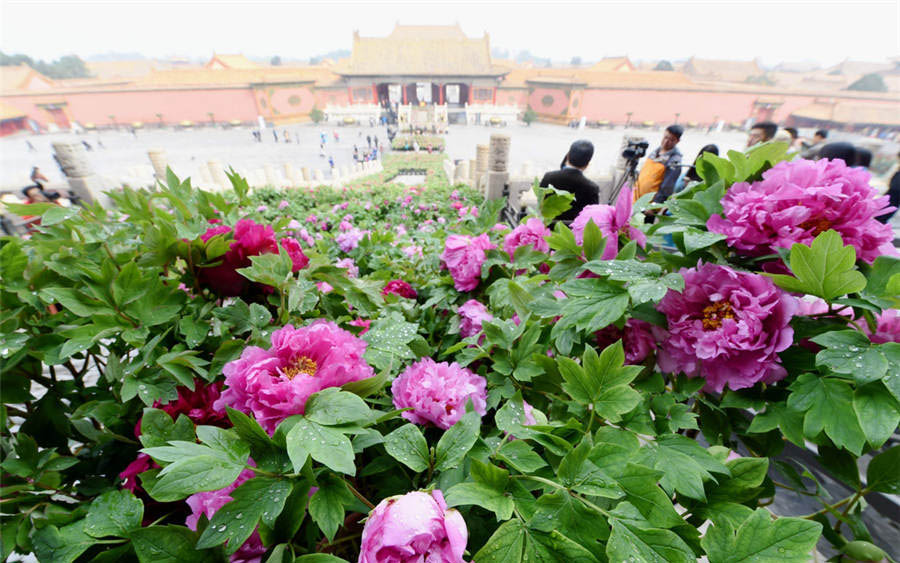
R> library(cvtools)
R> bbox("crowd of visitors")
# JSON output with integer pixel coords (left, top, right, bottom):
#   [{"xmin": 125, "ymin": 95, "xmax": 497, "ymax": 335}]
[{"xmin": 540, "ymin": 122, "xmax": 900, "ymax": 225}]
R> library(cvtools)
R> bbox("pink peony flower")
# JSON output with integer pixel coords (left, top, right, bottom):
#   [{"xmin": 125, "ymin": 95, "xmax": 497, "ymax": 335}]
[
  {"xmin": 359, "ymin": 490, "xmax": 467, "ymax": 563},
  {"xmin": 279, "ymin": 237, "xmax": 309, "ymax": 272},
  {"xmin": 336, "ymin": 228, "xmax": 366, "ymax": 252},
  {"xmin": 571, "ymin": 187, "xmax": 646, "ymax": 260},
  {"xmin": 382, "ymin": 279, "xmax": 417, "ymax": 299},
  {"xmin": 865, "ymin": 309, "xmax": 900, "ymax": 343},
  {"xmin": 440, "ymin": 234, "xmax": 496, "ymax": 292},
  {"xmin": 287, "ymin": 219, "xmax": 301, "ymax": 230},
  {"xmin": 656, "ymin": 263, "xmax": 796, "ymax": 393},
  {"xmin": 594, "ymin": 319, "xmax": 656, "ymax": 364},
  {"xmin": 256, "ymin": 205, "xmax": 268, "ymax": 213},
  {"xmin": 503, "ymin": 217, "xmax": 551, "ymax": 260},
  {"xmin": 391, "ymin": 358, "xmax": 487, "ymax": 429},
  {"xmin": 403, "ymin": 245, "xmax": 423, "ymax": 259},
  {"xmin": 277, "ymin": 199, "xmax": 289, "ymax": 210},
  {"xmin": 214, "ymin": 322, "xmax": 375, "ymax": 433},
  {"xmin": 707, "ymin": 159, "xmax": 896, "ymax": 263},
  {"xmin": 458, "ymin": 299, "xmax": 493, "ymax": 338},
  {"xmin": 336, "ymin": 257, "xmax": 358, "ymax": 278},
  {"xmin": 186, "ymin": 466, "xmax": 266, "ymax": 563},
  {"xmin": 316, "ymin": 281, "xmax": 333, "ymax": 294},
  {"xmin": 200, "ymin": 224, "xmax": 233, "ymax": 243}
]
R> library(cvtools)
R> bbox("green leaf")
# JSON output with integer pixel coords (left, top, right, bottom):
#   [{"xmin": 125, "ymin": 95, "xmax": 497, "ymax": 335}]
[
  {"xmin": 496, "ymin": 440, "xmax": 547, "ymax": 473},
  {"xmin": 445, "ymin": 481, "xmax": 514, "ymax": 520},
  {"xmin": 867, "ymin": 445, "xmax": 900, "ymax": 494},
  {"xmin": 197, "ymin": 476, "xmax": 292, "ymax": 554},
  {"xmin": 767, "ymin": 230, "xmax": 866, "ymax": 301},
  {"xmin": 33, "ymin": 522, "xmax": 95, "ymax": 563},
  {"xmin": 614, "ymin": 463, "xmax": 683, "ymax": 528},
  {"xmin": 304, "ymin": 388, "xmax": 373, "ymax": 426},
  {"xmin": 285, "ymin": 417, "xmax": 356, "ymax": 475},
  {"xmin": 40, "ymin": 286, "xmax": 106, "ymax": 317},
  {"xmin": 362, "ymin": 314, "xmax": 418, "ymax": 372},
  {"xmin": 707, "ymin": 457, "xmax": 769, "ymax": 504},
  {"xmin": 853, "ymin": 382, "xmax": 900, "ymax": 448},
  {"xmin": 434, "ymin": 410, "xmax": 481, "ymax": 471},
  {"xmin": 149, "ymin": 455, "xmax": 245, "ymax": 502},
  {"xmin": 139, "ymin": 409, "xmax": 195, "ymax": 448},
  {"xmin": 638, "ymin": 435, "xmax": 729, "ymax": 502},
  {"xmin": 529, "ymin": 490, "xmax": 609, "ymax": 558},
  {"xmin": 112, "ymin": 261, "xmax": 148, "ymax": 306},
  {"xmin": 787, "ymin": 373, "xmax": 867, "ymax": 455},
  {"xmin": 83, "ymin": 489, "xmax": 143, "ymax": 538},
  {"xmin": 810, "ymin": 330, "xmax": 888, "ymax": 383},
  {"xmin": 341, "ymin": 371, "xmax": 388, "ymax": 398},
  {"xmin": 539, "ymin": 186, "xmax": 575, "ymax": 221},
  {"xmin": 700, "ymin": 508, "xmax": 821, "ymax": 563},
  {"xmin": 383, "ymin": 423, "xmax": 430, "ymax": 472},
  {"xmin": 225, "ymin": 407, "xmax": 284, "ymax": 471},
  {"xmin": 196, "ymin": 425, "xmax": 250, "ymax": 464},
  {"xmin": 308, "ymin": 474, "xmax": 354, "ymax": 542},
  {"xmin": 607, "ymin": 519, "xmax": 694, "ymax": 563},
  {"xmin": 474, "ymin": 519, "xmax": 526, "ymax": 563},
  {"xmin": 130, "ymin": 525, "xmax": 221, "ymax": 563},
  {"xmin": 294, "ymin": 555, "xmax": 350, "ymax": 563}
]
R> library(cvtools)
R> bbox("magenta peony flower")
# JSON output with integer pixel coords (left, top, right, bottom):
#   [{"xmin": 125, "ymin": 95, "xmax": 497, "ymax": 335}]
[
  {"xmin": 656, "ymin": 263, "xmax": 796, "ymax": 393},
  {"xmin": 198, "ymin": 219, "xmax": 281, "ymax": 297},
  {"xmin": 440, "ymin": 234, "xmax": 496, "ymax": 292},
  {"xmin": 707, "ymin": 159, "xmax": 896, "ymax": 263},
  {"xmin": 865, "ymin": 309, "xmax": 900, "ymax": 344},
  {"xmin": 391, "ymin": 358, "xmax": 487, "ymax": 429},
  {"xmin": 458, "ymin": 299, "xmax": 493, "ymax": 338},
  {"xmin": 503, "ymin": 217, "xmax": 551, "ymax": 260},
  {"xmin": 200, "ymin": 224, "xmax": 233, "ymax": 243},
  {"xmin": 349, "ymin": 319, "xmax": 371, "ymax": 335},
  {"xmin": 571, "ymin": 187, "xmax": 646, "ymax": 260},
  {"xmin": 154, "ymin": 379, "xmax": 227, "ymax": 427},
  {"xmin": 279, "ymin": 237, "xmax": 308, "ymax": 272},
  {"xmin": 594, "ymin": 319, "xmax": 655, "ymax": 364},
  {"xmin": 382, "ymin": 279, "xmax": 417, "ymax": 299},
  {"xmin": 359, "ymin": 490, "xmax": 467, "ymax": 563},
  {"xmin": 119, "ymin": 453, "xmax": 157, "ymax": 493},
  {"xmin": 214, "ymin": 322, "xmax": 375, "ymax": 434},
  {"xmin": 185, "ymin": 466, "xmax": 266, "ymax": 563}
]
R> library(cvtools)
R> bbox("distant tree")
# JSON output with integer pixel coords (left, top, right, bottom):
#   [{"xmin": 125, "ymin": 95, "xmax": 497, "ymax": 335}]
[
  {"xmin": 745, "ymin": 74, "xmax": 776, "ymax": 86},
  {"xmin": 522, "ymin": 106, "xmax": 537, "ymax": 126},
  {"xmin": 570, "ymin": 56, "xmax": 582, "ymax": 66},
  {"xmin": 0, "ymin": 52, "xmax": 90, "ymax": 78},
  {"xmin": 270, "ymin": 56, "xmax": 282, "ymax": 66},
  {"xmin": 847, "ymin": 73, "xmax": 888, "ymax": 92},
  {"xmin": 310, "ymin": 107, "xmax": 325, "ymax": 123},
  {"xmin": 654, "ymin": 60, "xmax": 674, "ymax": 71}
]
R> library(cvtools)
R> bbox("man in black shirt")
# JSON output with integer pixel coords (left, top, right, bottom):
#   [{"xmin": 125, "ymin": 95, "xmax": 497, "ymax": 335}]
[{"xmin": 539, "ymin": 140, "xmax": 599, "ymax": 222}]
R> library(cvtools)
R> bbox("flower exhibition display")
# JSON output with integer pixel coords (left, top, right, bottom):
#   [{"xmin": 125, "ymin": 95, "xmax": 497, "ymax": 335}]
[{"xmin": 1, "ymin": 146, "xmax": 898, "ymax": 563}]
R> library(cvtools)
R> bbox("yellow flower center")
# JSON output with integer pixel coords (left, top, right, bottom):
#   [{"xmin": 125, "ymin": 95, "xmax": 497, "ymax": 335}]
[
  {"xmin": 702, "ymin": 301, "xmax": 735, "ymax": 331},
  {"xmin": 283, "ymin": 355, "xmax": 317, "ymax": 379}
]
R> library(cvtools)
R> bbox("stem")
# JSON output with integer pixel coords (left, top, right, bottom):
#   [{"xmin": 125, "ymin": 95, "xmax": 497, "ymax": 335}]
[
  {"xmin": 327, "ymin": 532, "xmax": 362, "ymax": 548},
  {"xmin": 345, "ymin": 481, "xmax": 375, "ymax": 510},
  {"xmin": 799, "ymin": 490, "xmax": 865, "ymax": 520},
  {"xmin": 102, "ymin": 243, "xmax": 121, "ymax": 271},
  {"xmin": 834, "ymin": 488, "xmax": 867, "ymax": 533}
]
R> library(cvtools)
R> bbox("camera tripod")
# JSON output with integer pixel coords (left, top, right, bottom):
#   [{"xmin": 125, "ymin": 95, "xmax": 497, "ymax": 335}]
[{"xmin": 607, "ymin": 155, "xmax": 641, "ymax": 204}]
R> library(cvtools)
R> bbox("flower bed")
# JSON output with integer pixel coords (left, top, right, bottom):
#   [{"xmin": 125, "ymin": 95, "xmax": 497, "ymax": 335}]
[
  {"xmin": 1, "ymin": 144, "xmax": 898, "ymax": 562},
  {"xmin": 390, "ymin": 134, "xmax": 445, "ymax": 152}
]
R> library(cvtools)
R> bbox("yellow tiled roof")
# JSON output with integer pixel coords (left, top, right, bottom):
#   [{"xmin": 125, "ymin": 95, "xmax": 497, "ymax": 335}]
[
  {"xmin": 86, "ymin": 60, "xmax": 160, "ymax": 79},
  {"xmin": 501, "ymin": 67, "xmax": 695, "ymax": 89},
  {"xmin": 683, "ymin": 57, "xmax": 763, "ymax": 81},
  {"xmin": 340, "ymin": 24, "xmax": 502, "ymax": 76},
  {"xmin": 590, "ymin": 57, "xmax": 634, "ymax": 72},
  {"xmin": 1, "ymin": 64, "xmax": 55, "ymax": 92},
  {"xmin": 138, "ymin": 65, "xmax": 339, "ymax": 87},
  {"xmin": 206, "ymin": 54, "xmax": 259, "ymax": 69},
  {"xmin": 791, "ymin": 101, "xmax": 900, "ymax": 126},
  {"xmin": 0, "ymin": 101, "xmax": 26, "ymax": 120}
]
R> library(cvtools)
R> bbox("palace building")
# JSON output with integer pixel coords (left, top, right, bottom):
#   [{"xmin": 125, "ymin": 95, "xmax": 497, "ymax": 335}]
[{"xmin": 1, "ymin": 24, "xmax": 899, "ymax": 135}]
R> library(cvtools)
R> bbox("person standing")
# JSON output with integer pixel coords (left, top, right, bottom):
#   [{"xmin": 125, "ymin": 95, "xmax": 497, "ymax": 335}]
[
  {"xmin": 633, "ymin": 125, "xmax": 683, "ymax": 204},
  {"xmin": 877, "ymin": 151, "xmax": 900, "ymax": 224},
  {"xmin": 539, "ymin": 140, "xmax": 600, "ymax": 222},
  {"xmin": 801, "ymin": 129, "xmax": 828, "ymax": 158}
]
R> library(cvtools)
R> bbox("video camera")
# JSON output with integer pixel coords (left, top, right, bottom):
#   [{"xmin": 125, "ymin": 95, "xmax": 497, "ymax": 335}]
[{"xmin": 622, "ymin": 139, "xmax": 649, "ymax": 161}]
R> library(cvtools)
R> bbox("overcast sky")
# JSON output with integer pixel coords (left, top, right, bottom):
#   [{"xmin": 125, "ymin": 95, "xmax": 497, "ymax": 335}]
[{"xmin": 2, "ymin": 0, "xmax": 898, "ymax": 67}]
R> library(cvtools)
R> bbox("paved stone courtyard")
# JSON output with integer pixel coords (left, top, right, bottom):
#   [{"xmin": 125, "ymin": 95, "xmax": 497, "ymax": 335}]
[{"xmin": 2, "ymin": 122, "xmax": 754, "ymax": 191}]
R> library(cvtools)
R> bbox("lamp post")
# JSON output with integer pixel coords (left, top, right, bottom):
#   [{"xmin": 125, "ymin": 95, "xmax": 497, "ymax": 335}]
[
  {"xmin": 674, "ymin": 112, "xmax": 680, "ymax": 125},
  {"xmin": 108, "ymin": 115, "xmax": 117, "ymax": 130},
  {"xmin": 208, "ymin": 112, "xmax": 215, "ymax": 127},
  {"xmin": 625, "ymin": 112, "xmax": 633, "ymax": 128},
  {"xmin": 156, "ymin": 113, "xmax": 164, "ymax": 128}
]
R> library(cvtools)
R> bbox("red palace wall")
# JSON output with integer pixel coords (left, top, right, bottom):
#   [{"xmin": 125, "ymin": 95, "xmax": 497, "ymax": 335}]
[
  {"xmin": 528, "ymin": 87, "xmax": 571, "ymax": 117},
  {"xmin": 314, "ymin": 89, "xmax": 350, "ymax": 108},
  {"xmin": 3, "ymin": 88, "xmax": 259, "ymax": 128}
]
